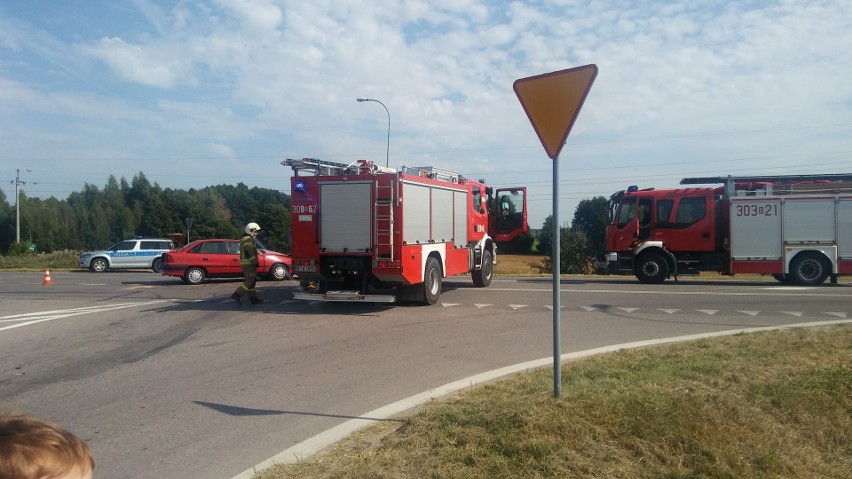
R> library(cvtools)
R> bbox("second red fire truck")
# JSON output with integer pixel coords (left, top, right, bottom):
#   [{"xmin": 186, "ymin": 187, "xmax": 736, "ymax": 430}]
[
  {"xmin": 604, "ymin": 174, "xmax": 852, "ymax": 285},
  {"xmin": 283, "ymin": 158, "xmax": 528, "ymax": 304}
]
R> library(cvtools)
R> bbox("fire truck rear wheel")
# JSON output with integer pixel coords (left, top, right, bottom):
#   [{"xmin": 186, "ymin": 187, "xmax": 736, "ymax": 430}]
[
  {"xmin": 789, "ymin": 252, "xmax": 829, "ymax": 285},
  {"xmin": 423, "ymin": 257, "xmax": 442, "ymax": 305},
  {"xmin": 472, "ymin": 250, "xmax": 493, "ymax": 287},
  {"xmin": 635, "ymin": 252, "xmax": 668, "ymax": 284}
]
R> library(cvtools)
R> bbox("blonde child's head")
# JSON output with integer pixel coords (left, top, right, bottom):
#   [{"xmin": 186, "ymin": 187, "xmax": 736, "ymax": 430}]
[{"xmin": 0, "ymin": 411, "xmax": 94, "ymax": 479}]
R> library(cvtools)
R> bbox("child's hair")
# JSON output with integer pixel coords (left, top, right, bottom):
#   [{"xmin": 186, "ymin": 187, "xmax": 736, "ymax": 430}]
[{"xmin": 0, "ymin": 411, "xmax": 95, "ymax": 479}]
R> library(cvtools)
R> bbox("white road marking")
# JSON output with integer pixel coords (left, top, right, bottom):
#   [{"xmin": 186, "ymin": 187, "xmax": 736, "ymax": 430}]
[
  {"xmin": 825, "ymin": 312, "xmax": 848, "ymax": 318},
  {"xmin": 697, "ymin": 310, "xmax": 719, "ymax": 315},
  {"xmin": 781, "ymin": 311, "xmax": 803, "ymax": 317},
  {"xmin": 508, "ymin": 304, "xmax": 527, "ymax": 310},
  {"xmin": 0, "ymin": 301, "xmax": 169, "ymax": 332},
  {"xmin": 474, "ymin": 304, "xmax": 492, "ymax": 308},
  {"xmin": 580, "ymin": 306, "xmax": 597, "ymax": 311},
  {"xmin": 483, "ymin": 287, "xmax": 849, "ymax": 298},
  {"xmin": 544, "ymin": 305, "xmax": 564, "ymax": 311},
  {"xmin": 441, "ymin": 303, "xmax": 460, "ymax": 308},
  {"xmin": 738, "ymin": 311, "xmax": 760, "ymax": 316},
  {"xmin": 659, "ymin": 309, "xmax": 679, "ymax": 314}
]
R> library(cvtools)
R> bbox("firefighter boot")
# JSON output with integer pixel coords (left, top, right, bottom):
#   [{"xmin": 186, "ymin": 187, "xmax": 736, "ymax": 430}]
[
  {"xmin": 249, "ymin": 296, "xmax": 264, "ymax": 304},
  {"xmin": 231, "ymin": 292, "xmax": 242, "ymax": 306}
]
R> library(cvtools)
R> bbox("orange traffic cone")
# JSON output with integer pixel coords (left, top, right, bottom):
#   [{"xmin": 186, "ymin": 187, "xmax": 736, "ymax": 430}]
[{"xmin": 42, "ymin": 268, "xmax": 53, "ymax": 286}]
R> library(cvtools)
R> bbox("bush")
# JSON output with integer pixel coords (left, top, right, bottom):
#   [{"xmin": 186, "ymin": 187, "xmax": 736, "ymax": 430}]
[
  {"xmin": 0, "ymin": 250, "xmax": 81, "ymax": 270},
  {"xmin": 6, "ymin": 242, "xmax": 33, "ymax": 256}
]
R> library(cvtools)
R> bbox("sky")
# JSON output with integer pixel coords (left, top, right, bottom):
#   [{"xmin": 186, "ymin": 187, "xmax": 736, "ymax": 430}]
[{"xmin": 1, "ymin": 0, "xmax": 851, "ymax": 229}]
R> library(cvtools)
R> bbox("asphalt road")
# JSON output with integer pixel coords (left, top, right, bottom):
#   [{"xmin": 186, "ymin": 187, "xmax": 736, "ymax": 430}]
[{"xmin": 1, "ymin": 270, "xmax": 850, "ymax": 479}]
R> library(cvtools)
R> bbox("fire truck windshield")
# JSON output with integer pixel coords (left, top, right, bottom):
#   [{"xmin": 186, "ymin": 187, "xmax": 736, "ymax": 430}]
[
  {"xmin": 615, "ymin": 198, "xmax": 636, "ymax": 228},
  {"xmin": 607, "ymin": 191, "xmax": 624, "ymax": 224}
]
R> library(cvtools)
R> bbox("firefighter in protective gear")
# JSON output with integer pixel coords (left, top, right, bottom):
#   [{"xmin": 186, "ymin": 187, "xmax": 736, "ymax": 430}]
[{"xmin": 231, "ymin": 222, "xmax": 264, "ymax": 305}]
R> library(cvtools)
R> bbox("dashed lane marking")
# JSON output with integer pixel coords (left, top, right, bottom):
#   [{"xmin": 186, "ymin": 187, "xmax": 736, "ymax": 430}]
[{"xmin": 697, "ymin": 310, "xmax": 719, "ymax": 315}]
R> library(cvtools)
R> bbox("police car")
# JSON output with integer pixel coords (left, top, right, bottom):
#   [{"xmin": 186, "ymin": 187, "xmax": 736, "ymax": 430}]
[{"xmin": 78, "ymin": 238, "xmax": 174, "ymax": 272}]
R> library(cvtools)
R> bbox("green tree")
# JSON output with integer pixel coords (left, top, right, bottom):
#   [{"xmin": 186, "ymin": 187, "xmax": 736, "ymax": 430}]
[
  {"xmin": 537, "ymin": 196, "xmax": 608, "ymax": 274},
  {"xmin": 537, "ymin": 215, "xmax": 554, "ymax": 256},
  {"xmin": 571, "ymin": 196, "xmax": 609, "ymax": 259},
  {"xmin": 0, "ymin": 189, "xmax": 14, "ymax": 253},
  {"xmin": 0, "ymin": 174, "xmax": 294, "ymax": 255}
]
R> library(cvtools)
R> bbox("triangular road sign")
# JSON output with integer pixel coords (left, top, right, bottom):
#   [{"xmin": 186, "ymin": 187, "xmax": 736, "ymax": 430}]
[{"xmin": 513, "ymin": 64, "xmax": 598, "ymax": 159}]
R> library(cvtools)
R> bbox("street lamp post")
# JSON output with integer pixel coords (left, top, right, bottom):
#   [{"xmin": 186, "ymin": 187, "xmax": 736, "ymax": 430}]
[
  {"xmin": 11, "ymin": 169, "xmax": 33, "ymax": 244},
  {"xmin": 356, "ymin": 97, "xmax": 390, "ymax": 167}
]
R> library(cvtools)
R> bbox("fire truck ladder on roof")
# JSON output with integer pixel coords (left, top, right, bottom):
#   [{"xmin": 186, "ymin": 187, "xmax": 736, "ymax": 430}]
[
  {"xmin": 283, "ymin": 157, "xmax": 358, "ymax": 176},
  {"xmin": 400, "ymin": 166, "xmax": 464, "ymax": 183},
  {"xmin": 680, "ymin": 173, "xmax": 852, "ymax": 185},
  {"xmin": 374, "ymin": 182, "xmax": 395, "ymax": 261},
  {"xmin": 680, "ymin": 173, "xmax": 852, "ymax": 196}
]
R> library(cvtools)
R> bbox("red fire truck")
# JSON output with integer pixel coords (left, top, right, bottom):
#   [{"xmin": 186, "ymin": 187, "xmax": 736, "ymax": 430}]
[
  {"xmin": 603, "ymin": 174, "xmax": 852, "ymax": 285},
  {"xmin": 283, "ymin": 158, "xmax": 528, "ymax": 304}
]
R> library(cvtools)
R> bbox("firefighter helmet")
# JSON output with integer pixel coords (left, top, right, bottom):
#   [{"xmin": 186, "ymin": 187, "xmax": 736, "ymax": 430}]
[{"xmin": 245, "ymin": 222, "xmax": 261, "ymax": 234}]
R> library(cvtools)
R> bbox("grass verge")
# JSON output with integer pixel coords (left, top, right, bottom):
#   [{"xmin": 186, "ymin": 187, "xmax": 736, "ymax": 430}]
[
  {"xmin": 0, "ymin": 250, "xmax": 80, "ymax": 270},
  {"xmin": 256, "ymin": 325, "xmax": 851, "ymax": 479}
]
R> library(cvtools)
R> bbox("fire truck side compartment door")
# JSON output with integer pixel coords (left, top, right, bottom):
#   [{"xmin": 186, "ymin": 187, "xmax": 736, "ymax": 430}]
[
  {"xmin": 454, "ymin": 190, "xmax": 468, "ymax": 246},
  {"xmin": 730, "ymin": 198, "xmax": 782, "ymax": 259},
  {"xmin": 840, "ymin": 199, "xmax": 852, "ymax": 259},
  {"xmin": 783, "ymin": 199, "xmax": 835, "ymax": 242},
  {"xmin": 319, "ymin": 181, "xmax": 372, "ymax": 252},
  {"xmin": 403, "ymin": 182, "xmax": 431, "ymax": 244}
]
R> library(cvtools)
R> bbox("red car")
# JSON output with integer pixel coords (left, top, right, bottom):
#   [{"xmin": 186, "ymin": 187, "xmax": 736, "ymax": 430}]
[{"xmin": 161, "ymin": 239, "xmax": 292, "ymax": 285}]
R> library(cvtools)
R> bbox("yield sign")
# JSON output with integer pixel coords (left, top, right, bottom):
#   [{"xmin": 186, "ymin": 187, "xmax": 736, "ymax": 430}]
[{"xmin": 513, "ymin": 64, "xmax": 598, "ymax": 159}]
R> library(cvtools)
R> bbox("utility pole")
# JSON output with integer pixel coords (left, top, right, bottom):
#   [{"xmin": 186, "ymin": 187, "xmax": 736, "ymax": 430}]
[{"xmin": 11, "ymin": 169, "xmax": 33, "ymax": 244}]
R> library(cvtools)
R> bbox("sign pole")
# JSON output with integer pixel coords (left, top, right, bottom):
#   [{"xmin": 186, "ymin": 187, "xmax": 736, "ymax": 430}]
[
  {"xmin": 512, "ymin": 63, "xmax": 597, "ymax": 400},
  {"xmin": 552, "ymin": 154, "xmax": 561, "ymax": 398}
]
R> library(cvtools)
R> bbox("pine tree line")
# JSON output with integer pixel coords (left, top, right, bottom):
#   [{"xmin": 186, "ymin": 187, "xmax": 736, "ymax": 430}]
[{"xmin": 0, "ymin": 172, "xmax": 292, "ymax": 255}]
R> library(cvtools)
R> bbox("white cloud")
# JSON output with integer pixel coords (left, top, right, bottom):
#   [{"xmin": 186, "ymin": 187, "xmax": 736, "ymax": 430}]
[
  {"xmin": 215, "ymin": 0, "xmax": 283, "ymax": 33},
  {"xmin": 78, "ymin": 36, "xmax": 188, "ymax": 88},
  {"xmin": 1, "ymin": 0, "xmax": 851, "ymax": 227},
  {"xmin": 207, "ymin": 142, "xmax": 236, "ymax": 158}
]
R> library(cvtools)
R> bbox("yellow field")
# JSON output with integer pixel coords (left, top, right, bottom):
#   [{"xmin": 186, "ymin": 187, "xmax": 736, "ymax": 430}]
[{"xmin": 495, "ymin": 254, "xmax": 548, "ymax": 275}]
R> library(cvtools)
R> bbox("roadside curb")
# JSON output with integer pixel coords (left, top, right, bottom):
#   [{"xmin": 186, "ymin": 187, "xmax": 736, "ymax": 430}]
[{"xmin": 230, "ymin": 319, "xmax": 852, "ymax": 479}]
